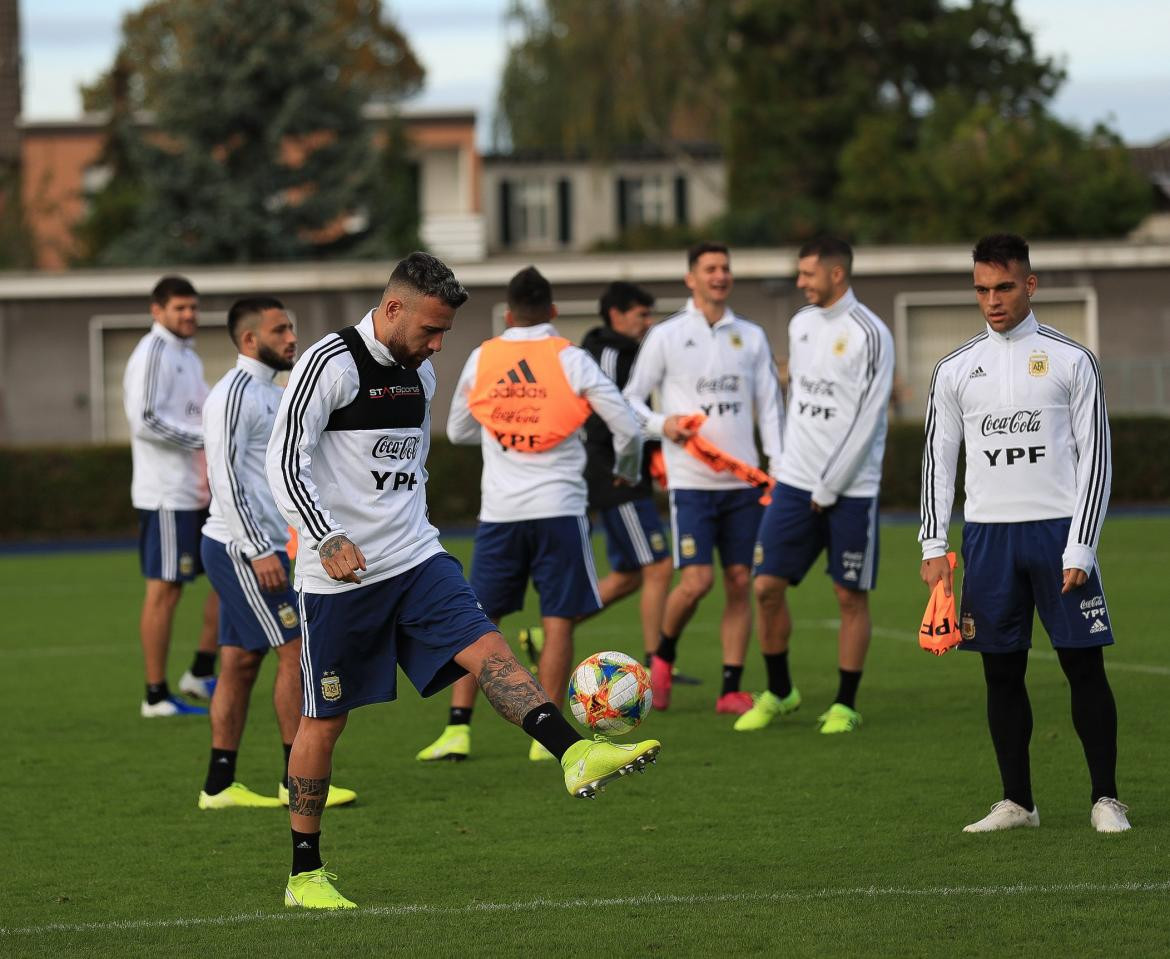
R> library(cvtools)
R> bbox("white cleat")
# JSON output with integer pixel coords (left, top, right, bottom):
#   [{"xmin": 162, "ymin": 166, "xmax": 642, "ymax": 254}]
[
  {"xmin": 963, "ymin": 799, "xmax": 1039, "ymax": 833},
  {"xmin": 1091, "ymin": 797, "xmax": 1131, "ymax": 833},
  {"xmin": 178, "ymin": 670, "xmax": 217, "ymax": 700}
]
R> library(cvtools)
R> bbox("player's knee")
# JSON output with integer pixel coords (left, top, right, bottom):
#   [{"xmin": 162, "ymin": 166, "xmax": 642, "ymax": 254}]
[
  {"xmin": 643, "ymin": 557, "xmax": 673, "ymax": 586},
  {"xmin": 754, "ymin": 575, "xmax": 787, "ymax": 608},
  {"xmin": 834, "ymin": 584, "xmax": 868, "ymax": 617},
  {"xmin": 678, "ymin": 567, "xmax": 714, "ymax": 600},
  {"xmin": 1056, "ymin": 646, "xmax": 1106, "ymax": 686}
]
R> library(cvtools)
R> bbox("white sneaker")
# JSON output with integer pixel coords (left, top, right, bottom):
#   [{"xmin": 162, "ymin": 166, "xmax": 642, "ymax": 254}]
[
  {"xmin": 179, "ymin": 670, "xmax": 217, "ymax": 700},
  {"xmin": 140, "ymin": 695, "xmax": 208, "ymax": 717},
  {"xmin": 963, "ymin": 799, "xmax": 1039, "ymax": 833},
  {"xmin": 1091, "ymin": 797, "xmax": 1131, "ymax": 833}
]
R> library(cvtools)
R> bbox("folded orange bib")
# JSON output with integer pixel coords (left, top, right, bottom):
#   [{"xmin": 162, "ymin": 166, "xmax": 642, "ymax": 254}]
[
  {"xmin": 919, "ymin": 552, "xmax": 960, "ymax": 655},
  {"xmin": 676, "ymin": 413, "xmax": 776, "ymax": 505}
]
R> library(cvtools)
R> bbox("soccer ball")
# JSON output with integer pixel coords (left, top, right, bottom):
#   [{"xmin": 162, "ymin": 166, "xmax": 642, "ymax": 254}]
[{"xmin": 568, "ymin": 651, "xmax": 653, "ymax": 736}]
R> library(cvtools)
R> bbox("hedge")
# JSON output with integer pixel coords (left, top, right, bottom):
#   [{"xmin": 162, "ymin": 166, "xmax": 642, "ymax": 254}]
[{"xmin": 3, "ymin": 417, "xmax": 1169, "ymax": 540}]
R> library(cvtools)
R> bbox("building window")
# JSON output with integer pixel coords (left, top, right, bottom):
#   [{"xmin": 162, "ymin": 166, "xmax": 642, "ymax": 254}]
[
  {"xmin": 513, "ymin": 178, "xmax": 553, "ymax": 245},
  {"xmin": 617, "ymin": 174, "xmax": 670, "ymax": 229}
]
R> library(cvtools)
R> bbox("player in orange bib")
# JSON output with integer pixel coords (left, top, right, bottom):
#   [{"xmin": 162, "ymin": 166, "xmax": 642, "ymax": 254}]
[{"xmin": 417, "ymin": 266, "xmax": 646, "ymax": 763}]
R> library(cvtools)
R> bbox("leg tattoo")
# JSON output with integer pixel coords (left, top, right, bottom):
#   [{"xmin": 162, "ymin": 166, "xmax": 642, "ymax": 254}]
[
  {"xmin": 287, "ymin": 775, "xmax": 330, "ymax": 818},
  {"xmin": 477, "ymin": 653, "xmax": 546, "ymax": 725}
]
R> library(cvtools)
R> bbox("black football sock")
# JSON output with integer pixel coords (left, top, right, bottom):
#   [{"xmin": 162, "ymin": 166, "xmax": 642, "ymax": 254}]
[
  {"xmin": 720, "ymin": 664, "xmax": 744, "ymax": 696},
  {"xmin": 450, "ymin": 706, "xmax": 473, "ymax": 726},
  {"xmin": 291, "ymin": 829, "xmax": 323, "ymax": 875},
  {"xmin": 146, "ymin": 682, "xmax": 170, "ymax": 705},
  {"xmin": 522, "ymin": 703, "xmax": 581, "ymax": 761},
  {"xmin": 282, "ymin": 743, "xmax": 293, "ymax": 789},
  {"xmin": 644, "ymin": 653, "xmax": 653, "ymax": 668},
  {"xmin": 204, "ymin": 748, "xmax": 237, "ymax": 795},
  {"xmin": 191, "ymin": 650, "xmax": 216, "ymax": 678},
  {"xmin": 834, "ymin": 669, "xmax": 862, "ymax": 710},
  {"xmin": 1057, "ymin": 646, "xmax": 1119, "ymax": 802},
  {"xmin": 982, "ymin": 650, "xmax": 1034, "ymax": 810},
  {"xmin": 655, "ymin": 633, "xmax": 679, "ymax": 664},
  {"xmin": 764, "ymin": 652, "xmax": 792, "ymax": 698}
]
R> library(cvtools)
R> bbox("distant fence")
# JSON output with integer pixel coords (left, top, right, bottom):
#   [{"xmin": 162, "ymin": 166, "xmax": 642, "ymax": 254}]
[
  {"xmin": 1100, "ymin": 357, "xmax": 1170, "ymax": 415},
  {"xmin": 4, "ymin": 418, "xmax": 1170, "ymax": 541}
]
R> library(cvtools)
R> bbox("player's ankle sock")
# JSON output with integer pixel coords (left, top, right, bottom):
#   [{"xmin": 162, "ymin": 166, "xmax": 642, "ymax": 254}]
[
  {"xmin": 644, "ymin": 653, "xmax": 653, "ymax": 668},
  {"xmin": 145, "ymin": 682, "xmax": 170, "ymax": 705},
  {"xmin": 191, "ymin": 651, "xmax": 216, "ymax": 677},
  {"xmin": 834, "ymin": 669, "xmax": 862, "ymax": 710},
  {"xmin": 764, "ymin": 652, "xmax": 792, "ymax": 698},
  {"xmin": 291, "ymin": 830, "xmax": 323, "ymax": 875},
  {"xmin": 721, "ymin": 664, "xmax": 744, "ymax": 696},
  {"xmin": 449, "ymin": 707, "xmax": 473, "ymax": 726},
  {"xmin": 204, "ymin": 748, "xmax": 237, "ymax": 795},
  {"xmin": 522, "ymin": 703, "xmax": 581, "ymax": 761},
  {"xmin": 282, "ymin": 743, "xmax": 293, "ymax": 789},
  {"xmin": 656, "ymin": 633, "xmax": 679, "ymax": 664}
]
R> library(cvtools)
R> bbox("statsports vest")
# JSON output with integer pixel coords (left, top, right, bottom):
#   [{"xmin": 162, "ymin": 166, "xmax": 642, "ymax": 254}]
[{"xmin": 467, "ymin": 336, "xmax": 592, "ymax": 452}]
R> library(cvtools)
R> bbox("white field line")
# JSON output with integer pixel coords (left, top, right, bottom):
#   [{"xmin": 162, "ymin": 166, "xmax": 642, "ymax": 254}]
[{"xmin": 4, "ymin": 881, "xmax": 1169, "ymax": 938}]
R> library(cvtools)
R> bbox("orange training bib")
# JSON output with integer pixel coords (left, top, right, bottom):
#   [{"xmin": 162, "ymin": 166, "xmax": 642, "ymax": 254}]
[{"xmin": 468, "ymin": 337, "xmax": 592, "ymax": 452}]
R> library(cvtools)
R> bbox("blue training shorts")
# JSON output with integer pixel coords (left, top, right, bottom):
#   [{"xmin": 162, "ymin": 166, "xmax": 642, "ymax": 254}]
[
  {"xmin": 958, "ymin": 518, "xmax": 1115, "ymax": 653},
  {"xmin": 138, "ymin": 507, "xmax": 207, "ymax": 582},
  {"xmin": 753, "ymin": 481, "xmax": 880, "ymax": 590},
  {"xmin": 299, "ymin": 552, "xmax": 494, "ymax": 717},
  {"xmin": 200, "ymin": 536, "xmax": 299, "ymax": 653},
  {"xmin": 470, "ymin": 515, "xmax": 602, "ymax": 620},
  {"xmin": 599, "ymin": 499, "xmax": 670, "ymax": 573},
  {"xmin": 669, "ymin": 487, "xmax": 763, "ymax": 569}
]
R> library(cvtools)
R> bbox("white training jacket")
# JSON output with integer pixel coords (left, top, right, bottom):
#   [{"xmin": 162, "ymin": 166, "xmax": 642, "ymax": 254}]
[
  {"xmin": 446, "ymin": 323, "xmax": 642, "ymax": 522},
  {"xmin": 122, "ymin": 322, "xmax": 209, "ymax": 510},
  {"xmin": 202, "ymin": 355, "xmax": 288, "ymax": 559},
  {"xmin": 918, "ymin": 312, "xmax": 1111, "ymax": 573},
  {"xmin": 778, "ymin": 289, "xmax": 895, "ymax": 505},
  {"xmin": 266, "ymin": 311, "xmax": 444, "ymax": 594},
  {"xmin": 623, "ymin": 298, "xmax": 784, "ymax": 491}
]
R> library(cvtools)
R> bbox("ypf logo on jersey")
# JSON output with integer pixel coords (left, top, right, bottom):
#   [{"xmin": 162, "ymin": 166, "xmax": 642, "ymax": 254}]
[{"xmin": 321, "ymin": 671, "xmax": 342, "ymax": 702}]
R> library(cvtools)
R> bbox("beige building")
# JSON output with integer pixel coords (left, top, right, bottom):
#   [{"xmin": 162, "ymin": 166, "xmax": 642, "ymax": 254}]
[{"xmin": 1, "ymin": 241, "xmax": 1168, "ymax": 447}]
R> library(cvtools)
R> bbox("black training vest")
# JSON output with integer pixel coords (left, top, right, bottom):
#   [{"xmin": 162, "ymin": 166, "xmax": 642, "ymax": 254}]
[{"xmin": 324, "ymin": 326, "xmax": 426, "ymax": 431}]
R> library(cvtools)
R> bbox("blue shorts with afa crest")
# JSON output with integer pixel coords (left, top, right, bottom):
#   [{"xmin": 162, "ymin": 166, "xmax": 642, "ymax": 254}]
[
  {"xmin": 138, "ymin": 508, "xmax": 207, "ymax": 582},
  {"xmin": 200, "ymin": 536, "xmax": 300, "ymax": 653},
  {"xmin": 299, "ymin": 552, "xmax": 494, "ymax": 718},
  {"xmin": 599, "ymin": 499, "xmax": 670, "ymax": 573},
  {"xmin": 669, "ymin": 487, "xmax": 763, "ymax": 569},
  {"xmin": 958, "ymin": 518, "xmax": 1114, "ymax": 653},
  {"xmin": 753, "ymin": 482, "xmax": 880, "ymax": 590}
]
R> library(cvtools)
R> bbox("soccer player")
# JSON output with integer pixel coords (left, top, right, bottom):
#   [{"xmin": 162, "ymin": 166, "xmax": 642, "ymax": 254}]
[
  {"xmin": 580, "ymin": 282, "xmax": 675, "ymax": 670},
  {"xmin": 416, "ymin": 266, "xmax": 645, "ymax": 763},
  {"xmin": 739, "ymin": 238, "xmax": 894, "ymax": 735},
  {"xmin": 198, "ymin": 297, "xmax": 355, "ymax": 810},
  {"xmin": 267, "ymin": 254, "xmax": 661, "ymax": 908},
  {"xmin": 920, "ymin": 233, "xmax": 1129, "ymax": 833},
  {"xmin": 123, "ymin": 275, "xmax": 219, "ymax": 717},
  {"xmin": 623, "ymin": 242, "xmax": 784, "ymax": 715}
]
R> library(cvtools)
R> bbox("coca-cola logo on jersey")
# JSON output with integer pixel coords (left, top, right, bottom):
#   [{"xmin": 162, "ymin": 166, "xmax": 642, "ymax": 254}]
[
  {"xmin": 981, "ymin": 410, "xmax": 1042, "ymax": 436},
  {"xmin": 798, "ymin": 376, "xmax": 835, "ymax": 397},
  {"xmin": 696, "ymin": 375, "xmax": 740, "ymax": 394},
  {"xmin": 371, "ymin": 435, "xmax": 420, "ymax": 459}
]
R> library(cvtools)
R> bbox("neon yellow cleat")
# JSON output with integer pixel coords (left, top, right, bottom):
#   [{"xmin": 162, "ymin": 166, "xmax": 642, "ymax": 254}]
[
  {"xmin": 529, "ymin": 739, "xmax": 555, "ymax": 761},
  {"xmin": 518, "ymin": 626, "xmax": 544, "ymax": 673},
  {"xmin": 817, "ymin": 703, "xmax": 862, "ymax": 734},
  {"xmin": 284, "ymin": 866, "xmax": 356, "ymax": 909},
  {"xmin": 415, "ymin": 723, "xmax": 471, "ymax": 762},
  {"xmin": 733, "ymin": 688, "xmax": 802, "ymax": 732},
  {"xmin": 277, "ymin": 782, "xmax": 358, "ymax": 808},
  {"xmin": 562, "ymin": 736, "xmax": 661, "ymax": 798},
  {"xmin": 198, "ymin": 781, "xmax": 282, "ymax": 809}
]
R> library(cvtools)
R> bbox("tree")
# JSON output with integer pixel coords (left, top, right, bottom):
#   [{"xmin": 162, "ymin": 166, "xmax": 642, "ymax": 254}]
[
  {"xmin": 495, "ymin": 0, "xmax": 727, "ymax": 157},
  {"xmin": 724, "ymin": 0, "xmax": 1150, "ymax": 243},
  {"xmin": 81, "ymin": 0, "xmax": 424, "ymax": 113},
  {"xmin": 85, "ymin": 0, "xmax": 421, "ymax": 265}
]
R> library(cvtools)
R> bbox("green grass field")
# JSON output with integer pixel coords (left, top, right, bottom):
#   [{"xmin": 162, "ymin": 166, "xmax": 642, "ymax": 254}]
[{"xmin": 2, "ymin": 518, "xmax": 1167, "ymax": 958}]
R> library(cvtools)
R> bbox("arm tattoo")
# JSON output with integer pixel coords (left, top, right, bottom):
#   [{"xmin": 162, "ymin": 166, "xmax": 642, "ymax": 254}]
[
  {"xmin": 320, "ymin": 536, "xmax": 348, "ymax": 560},
  {"xmin": 477, "ymin": 653, "xmax": 545, "ymax": 725},
  {"xmin": 288, "ymin": 775, "xmax": 330, "ymax": 818}
]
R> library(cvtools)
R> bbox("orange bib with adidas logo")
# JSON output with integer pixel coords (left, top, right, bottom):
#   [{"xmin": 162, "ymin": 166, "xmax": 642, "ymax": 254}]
[{"xmin": 468, "ymin": 337, "xmax": 592, "ymax": 452}]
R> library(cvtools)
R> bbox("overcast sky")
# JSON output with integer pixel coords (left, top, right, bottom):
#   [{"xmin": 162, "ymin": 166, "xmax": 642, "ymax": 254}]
[{"xmin": 18, "ymin": 0, "xmax": 1170, "ymax": 146}]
